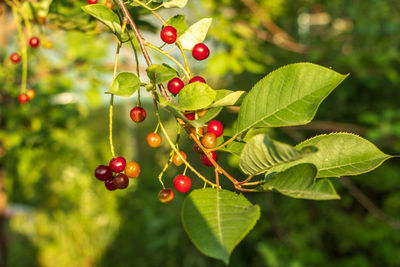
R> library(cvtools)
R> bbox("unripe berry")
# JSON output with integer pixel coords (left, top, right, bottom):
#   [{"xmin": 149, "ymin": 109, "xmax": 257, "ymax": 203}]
[
  {"xmin": 125, "ymin": 162, "xmax": 140, "ymax": 178},
  {"xmin": 201, "ymin": 132, "xmax": 217, "ymax": 148},
  {"xmin": 18, "ymin": 94, "xmax": 29, "ymax": 104},
  {"xmin": 104, "ymin": 0, "xmax": 114, "ymax": 9},
  {"xmin": 160, "ymin": 26, "xmax": 177, "ymax": 44},
  {"xmin": 26, "ymin": 89, "xmax": 36, "ymax": 100},
  {"xmin": 189, "ymin": 76, "xmax": 206, "ymax": 84},
  {"xmin": 158, "ymin": 188, "xmax": 174, "ymax": 203},
  {"xmin": 167, "ymin": 77, "xmax": 184, "ymax": 95},
  {"xmin": 172, "ymin": 151, "xmax": 187, "ymax": 167},
  {"xmin": 173, "ymin": 175, "xmax": 192, "ymax": 193},
  {"xmin": 29, "ymin": 36, "xmax": 40, "ymax": 48},
  {"xmin": 207, "ymin": 120, "xmax": 223, "ymax": 137},
  {"xmin": 130, "ymin": 106, "xmax": 146, "ymax": 123},
  {"xmin": 192, "ymin": 43, "xmax": 210, "ymax": 60},
  {"xmin": 200, "ymin": 151, "xmax": 218, "ymax": 167},
  {"xmin": 10, "ymin": 53, "xmax": 21, "ymax": 64},
  {"xmin": 147, "ymin": 132, "xmax": 162, "ymax": 148},
  {"xmin": 109, "ymin": 156, "xmax": 126, "ymax": 173}
]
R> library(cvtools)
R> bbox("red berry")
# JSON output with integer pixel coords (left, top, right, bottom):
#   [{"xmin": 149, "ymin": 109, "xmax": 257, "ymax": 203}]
[
  {"xmin": 200, "ymin": 151, "xmax": 218, "ymax": 167},
  {"xmin": 192, "ymin": 43, "xmax": 210, "ymax": 60},
  {"xmin": 29, "ymin": 36, "xmax": 40, "ymax": 48},
  {"xmin": 18, "ymin": 94, "xmax": 29, "ymax": 104},
  {"xmin": 87, "ymin": 0, "xmax": 98, "ymax": 4},
  {"xmin": 184, "ymin": 112, "xmax": 195, "ymax": 120},
  {"xmin": 130, "ymin": 106, "xmax": 146, "ymax": 123},
  {"xmin": 160, "ymin": 26, "xmax": 177, "ymax": 44},
  {"xmin": 173, "ymin": 175, "xmax": 192, "ymax": 193},
  {"xmin": 158, "ymin": 188, "xmax": 174, "ymax": 203},
  {"xmin": 189, "ymin": 76, "xmax": 206, "ymax": 84},
  {"xmin": 146, "ymin": 132, "xmax": 162, "ymax": 148},
  {"xmin": 109, "ymin": 156, "xmax": 126, "ymax": 173},
  {"xmin": 167, "ymin": 77, "xmax": 184, "ymax": 95},
  {"xmin": 105, "ymin": 179, "xmax": 117, "ymax": 191},
  {"xmin": 95, "ymin": 165, "xmax": 113, "ymax": 181},
  {"xmin": 112, "ymin": 173, "xmax": 129, "ymax": 189},
  {"xmin": 10, "ymin": 53, "xmax": 21, "ymax": 63},
  {"xmin": 207, "ymin": 120, "xmax": 223, "ymax": 137}
]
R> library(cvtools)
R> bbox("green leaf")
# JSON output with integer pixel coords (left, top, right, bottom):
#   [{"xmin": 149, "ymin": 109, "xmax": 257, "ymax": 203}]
[
  {"xmin": 178, "ymin": 83, "xmax": 216, "ymax": 111},
  {"xmin": 164, "ymin": 0, "xmax": 188, "ymax": 9},
  {"xmin": 260, "ymin": 164, "xmax": 340, "ymax": 200},
  {"xmin": 240, "ymin": 134, "xmax": 314, "ymax": 175},
  {"xmin": 146, "ymin": 64, "xmax": 178, "ymax": 84},
  {"xmin": 235, "ymin": 63, "xmax": 348, "ymax": 134},
  {"xmin": 193, "ymin": 107, "xmax": 223, "ymax": 125},
  {"xmin": 166, "ymin": 15, "xmax": 188, "ymax": 36},
  {"xmin": 210, "ymin": 90, "xmax": 247, "ymax": 108},
  {"xmin": 219, "ymin": 138, "xmax": 246, "ymax": 156},
  {"xmin": 81, "ymin": 4, "xmax": 128, "ymax": 42},
  {"xmin": 108, "ymin": 72, "xmax": 141, "ymax": 97},
  {"xmin": 179, "ymin": 18, "xmax": 212, "ymax": 50},
  {"xmin": 267, "ymin": 133, "xmax": 393, "ymax": 178},
  {"xmin": 182, "ymin": 188, "xmax": 260, "ymax": 264}
]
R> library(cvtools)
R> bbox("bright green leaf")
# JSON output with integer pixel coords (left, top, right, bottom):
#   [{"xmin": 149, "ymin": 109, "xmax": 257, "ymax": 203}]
[
  {"xmin": 240, "ymin": 134, "xmax": 315, "ymax": 175},
  {"xmin": 236, "ymin": 63, "xmax": 348, "ymax": 134},
  {"xmin": 178, "ymin": 83, "xmax": 216, "ymax": 111},
  {"xmin": 164, "ymin": 0, "xmax": 188, "ymax": 9},
  {"xmin": 107, "ymin": 72, "xmax": 141, "ymax": 97},
  {"xmin": 260, "ymin": 164, "xmax": 340, "ymax": 200},
  {"xmin": 166, "ymin": 15, "xmax": 188, "ymax": 36},
  {"xmin": 81, "ymin": 4, "xmax": 128, "ymax": 42},
  {"xmin": 179, "ymin": 18, "xmax": 212, "ymax": 50},
  {"xmin": 146, "ymin": 64, "xmax": 178, "ymax": 84},
  {"xmin": 182, "ymin": 188, "xmax": 260, "ymax": 264},
  {"xmin": 210, "ymin": 90, "xmax": 247, "ymax": 107}
]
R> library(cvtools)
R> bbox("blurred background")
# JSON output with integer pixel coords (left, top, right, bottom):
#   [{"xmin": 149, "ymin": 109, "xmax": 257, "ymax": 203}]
[{"xmin": 0, "ymin": 0, "xmax": 400, "ymax": 266}]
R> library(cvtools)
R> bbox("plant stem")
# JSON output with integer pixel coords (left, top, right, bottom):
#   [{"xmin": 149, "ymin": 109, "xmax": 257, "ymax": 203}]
[
  {"xmin": 11, "ymin": 6, "xmax": 27, "ymax": 94},
  {"xmin": 209, "ymin": 135, "xmax": 238, "ymax": 151}
]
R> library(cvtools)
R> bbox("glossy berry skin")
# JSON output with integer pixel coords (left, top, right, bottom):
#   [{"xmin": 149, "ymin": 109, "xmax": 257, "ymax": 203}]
[
  {"xmin": 130, "ymin": 106, "xmax": 146, "ymax": 123},
  {"xmin": 167, "ymin": 77, "xmax": 184, "ymax": 95},
  {"xmin": 160, "ymin": 26, "xmax": 177, "ymax": 44},
  {"xmin": 192, "ymin": 43, "xmax": 210, "ymax": 60},
  {"xmin": 125, "ymin": 162, "xmax": 140, "ymax": 178},
  {"xmin": 18, "ymin": 94, "xmax": 29, "ymax": 104},
  {"xmin": 109, "ymin": 156, "xmax": 126, "ymax": 173},
  {"xmin": 172, "ymin": 151, "xmax": 187, "ymax": 167},
  {"xmin": 147, "ymin": 132, "xmax": 162, "ymax": 148},
  {"xmin": 193, "ymin": 143, "xmax": 203, "ymax": 154},
  {"xmin": 200, "ymin": 151, "xmax": 218, "ymax": 167},
  {"xmin": 95, "ymin": 165, "xmax": 113, "ymax": 181},
  {"xmin": 189, "ymin": 76, "xmax": 206, "ymax": 84},
  {"xmin": 87, "ymin": 0, "xmax": 98, "ymax": 4},
  {"xmin": 10, "ymin": 53, "xmax": 21, "ymax": 63},
  {"xmin": 29, "ymin": 36, "xmax": 40, "ymax": 48},
  {"xmin": 26, "ymin": 89, "xmax": 35, "ymax": 100},
  {"xmin": 113, "ymin": 173, "xmax": 129, "ymax": 189},
  {"xmin": 105, "ymin": 179, "xmax": 117, "ymax": 191},
  {"xmin": 207, "ymin": 120, "xmax": 223, "ymax": 137},
  {"xmin": 158, "ymin": 188, "xmax": 174, "ymax": 203},
  {"xmin": 104, "ymin": 0, "xmax": 114, "ymax": 9},
  {"xmin": 184, "ymin": 112, "xmax": 195, "ymax": 121},
  {"xmin": 173, "ymin": 175, "xmax": 192, "ymax": 193},
  {"xmin": 201, "ymin": 132, "xmax": 217, "ymax": 148}
]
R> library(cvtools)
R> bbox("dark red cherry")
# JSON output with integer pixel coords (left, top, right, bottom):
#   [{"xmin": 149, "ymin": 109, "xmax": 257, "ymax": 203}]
[
  {"xmin": 192, "ymin": 43, "xmax": 210, "ymax": 60},
  {"xmin": 160, "ymin": 26, "xmax": 177, "ymax": 44},
  {"xmin": 189, "ymin": 76, "xmax": 206, "ymax": 84},
  {"xmin": 184, "ymin": 112, "xmax": 195, "ymax": 120},
  {"xmin": 158, "ymin": 188, "xmax": 174, "ymax": 203},
  {"xmin": 130, "ymin": 106, "xmax": 146, "ymax": 123},
  {"xmin": 112, "ymin": 173, "xmax": 129, "ymax": 189},
  {"xmin": 200, "ymin": 151, "xmax": 218, "ymax": 167},
  {"xmin": 167, "ymin": 77, "xmax": 184, "ymax": 95},
  {"xmin": 95, "ymin": 165, "xmax": 113, "ymax": 181},
  {"xmin": 207, "ymin": 120, "xmax": 223, "ymax": 137},
  {"xmin": 105, "ymin": 179, "xmax": 117, "ymax": 191},
  {"xmin": 109, "ymin": 156, "xmax": 126, "ymax": 173}
]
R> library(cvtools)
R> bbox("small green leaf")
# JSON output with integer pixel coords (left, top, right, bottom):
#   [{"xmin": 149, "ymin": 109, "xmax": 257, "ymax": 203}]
[
  {"xmin": 260, "ymin": 164, "xmax": 340, "ymax": 200},
  {"xmin": 81, "ymin": 4, "xmax": 128, "ymax": 42},
  {"xmin": 210, "ymin": 90, "xmax": 247, "ymax": 107},
  {"xmin": 164, "ymin": 0, "xmax": 188, "ymax": 9},
  {"xmin": 178, "ymin": 83, "xmax": 216, "ymax": 111},
  {"xmin": 108, "ymin": 72, "xmax": 140, "ymax": 97},
  {"xmin": 179, "ymin": 18, "xmax": 212, "ymax": 50},
  {"xmin": 193, "ymin": 107, "xmax": 223, "ymax": 125},
  {"xmin": 182, "ymin": 188, "xmax": 260, "ymax": 264},
  {"xmin": 146, "ymin": 64, "xmax": 178, "ymax": 84},
  {"xmin": 240, "ymin": 134, "xmax": 314, "ymax": 175},
  {"xmin": 166, "ymin": 15, "xmax": 188, "ymax": 36},
  {"xmin": 236, "ymin": 63, "xmax": 348, "ymax": 134}
]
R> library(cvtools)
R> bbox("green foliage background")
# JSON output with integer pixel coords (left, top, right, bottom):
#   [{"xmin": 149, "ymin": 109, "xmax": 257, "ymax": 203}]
[{"xmin": 0, "ymin": 0, "xmax": 399, "ymax": 266}]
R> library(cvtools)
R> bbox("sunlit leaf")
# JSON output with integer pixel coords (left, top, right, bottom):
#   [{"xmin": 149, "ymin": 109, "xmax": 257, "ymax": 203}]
[
  {"xmin": 108, "ymin": 72, "xmax": 141, "ymax": 97},
  {"xmin": 179, "ymin": 18, "xmax": 212, "ymax": 50}
]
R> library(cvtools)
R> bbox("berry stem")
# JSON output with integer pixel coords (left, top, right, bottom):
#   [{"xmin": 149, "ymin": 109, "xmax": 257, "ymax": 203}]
[
  {"xmin": 158, "ymin": 150, "xmax": 174, "ymax": 189},
  {"xmin": 183, "ymin": 165, "xmax": 188, "ymax": 175},
  {"xmin": 152, "ymin": 96, "xmax": 218, "ymax": 188},
  {"xmin": 215, "ymin": 168, "xmax": 220, "ymax": 187},
  {"xmin": 209, "ymin": 135, "xmax": 239, "ymax": 152},
  {"xmin": 11, "ymin": 6, "xmax": 27, "ymax": 94}
]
